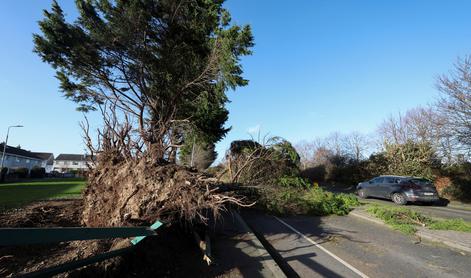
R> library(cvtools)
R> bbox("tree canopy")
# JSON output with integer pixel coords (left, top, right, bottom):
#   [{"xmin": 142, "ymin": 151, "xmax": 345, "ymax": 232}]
[{"xmin": 34, "ymin": 0, "xmax": 253, "ymax": 162}]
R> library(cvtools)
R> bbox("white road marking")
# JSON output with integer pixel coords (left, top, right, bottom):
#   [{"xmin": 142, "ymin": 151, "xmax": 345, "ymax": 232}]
[{"xmin": 273, "ymin": 216, "xmax": 370, "ymax": 278}]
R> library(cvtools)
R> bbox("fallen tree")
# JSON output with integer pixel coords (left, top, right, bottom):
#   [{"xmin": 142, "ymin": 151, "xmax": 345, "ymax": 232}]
[
  {"xmin": 34, "ymin": 0, "xmax": 254, "ymax": 227},
  {"xmin": 82, "ymin": 159, "xmax": 245, "ymax": 227}
]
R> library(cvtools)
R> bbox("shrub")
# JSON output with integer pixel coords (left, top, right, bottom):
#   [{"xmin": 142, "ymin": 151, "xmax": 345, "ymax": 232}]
[
  {"xmin": 383, "ymin": 141, "xmax": 439, "ymax": 180},
  {"xmin": 441, "ymin": 182, "xmax": 471, "ymax": 202},
  {"xmin": 300, "ymin": 165, "xmax": 326, "ymax": 183},
  {"xmin": 0, "ymin": 167, "xmax": 8, "ymax": 182},
  {"xmin": 258, "ymin": 186, "xmax": 360, "ymax": 216},
  {"xmin": 30, "ymin": 167, "xmax": 46, "ymax": 178},
  {"xmin": 439, "ymin": 163, "xmax": 471, "ymax": 202},
  {"xmin": 434, "ymin": 176, "xmax": 452, "ymax": 195},
  {"xmin": 278, "ymin": 176, "xmax": 311, "ymax": 189},
  {"xmin": 13, "ymin": 168, "xmax": 29, "ymax": 178}
]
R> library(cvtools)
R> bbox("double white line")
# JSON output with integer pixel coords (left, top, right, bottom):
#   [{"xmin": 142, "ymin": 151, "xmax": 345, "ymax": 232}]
[{"xmin": 273, "ymin": 216, "xmax": 370, "ymax": 278}]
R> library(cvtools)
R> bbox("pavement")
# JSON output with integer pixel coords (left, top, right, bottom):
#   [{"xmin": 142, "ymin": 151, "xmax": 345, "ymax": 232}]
[
  {"xmin": 241, "ymin": 210, "xmax": 471, "ymax": 278},
  {"xmin": 210, "ymin": 211, "xmax": 285, "ymax": 277}
]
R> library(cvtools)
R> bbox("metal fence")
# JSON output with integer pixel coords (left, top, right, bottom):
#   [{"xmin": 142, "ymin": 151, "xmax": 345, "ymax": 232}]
[{"xmin": 0, "ymin": 221, "xmax": 163, "ymax": 277}]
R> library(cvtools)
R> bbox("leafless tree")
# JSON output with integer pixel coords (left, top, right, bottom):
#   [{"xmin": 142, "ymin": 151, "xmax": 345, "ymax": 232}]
[
  {"xmin": 377, "ymin": 105, "xmax": 464, "ymax": 164},
  {"xmin": 295, "ymin": 137, "xmax": 328, "ymax": 168},
  {"xmin": 437, "ymin": 56, "xmax": 471, "ymax": 155},
  {"xmin": 343, "ymin": 132, "xmax": 370, "ymax": 162},
  {"xmin": 326, "ymin": 132, "xmax": 344, "ymax": 157}
]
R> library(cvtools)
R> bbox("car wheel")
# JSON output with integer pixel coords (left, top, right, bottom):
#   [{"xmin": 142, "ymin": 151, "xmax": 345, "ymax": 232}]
[
  {"xmin": 392, "ymin": 193, "xmax": 407, "ymax": 205},
  {"xmin": 358, "ymin": 189, "xmax": 368, "ymax": 199}
]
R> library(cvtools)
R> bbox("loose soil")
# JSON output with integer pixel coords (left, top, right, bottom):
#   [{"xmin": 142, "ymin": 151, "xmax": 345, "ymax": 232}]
[
  {"xmin": 83, "ymin": 161, "xmax": 239, "ymax": 227},
  {"xmin": 0, "ymin": 199, "xmax": 238, "ymax": 277}
]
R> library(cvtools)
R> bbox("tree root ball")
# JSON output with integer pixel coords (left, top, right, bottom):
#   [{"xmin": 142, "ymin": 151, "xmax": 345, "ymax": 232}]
[{"xmin": 82, "ymin": 159, "xmax": 234, "ymax": 227}]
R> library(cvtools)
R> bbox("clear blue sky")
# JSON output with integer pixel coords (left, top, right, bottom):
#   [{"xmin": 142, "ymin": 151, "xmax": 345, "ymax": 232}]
[{"xmin": 1, "ymin": 1, "xmax": 471, "ymax": 160}]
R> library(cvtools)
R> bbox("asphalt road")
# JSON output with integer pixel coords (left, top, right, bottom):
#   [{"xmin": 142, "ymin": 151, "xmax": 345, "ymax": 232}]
[
  {"xmin": 242, "ymin": 211, "xmax": 471, "ymax": 278},
  {"xmin": 361, "ymin": 198, "xmax": 471, "ymax": 222}
]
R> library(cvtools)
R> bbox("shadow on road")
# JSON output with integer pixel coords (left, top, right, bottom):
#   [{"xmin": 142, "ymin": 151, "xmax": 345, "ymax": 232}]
[{"xmin": 241, "ymin": 210, "xmax": 367, "ymax": 277}]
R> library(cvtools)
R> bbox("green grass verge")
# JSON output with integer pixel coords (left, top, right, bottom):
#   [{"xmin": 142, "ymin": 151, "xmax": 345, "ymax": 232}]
[
  {"xmin": 428, "ymin": 218, "xmax": 471, "ymax": 232},
  {"xmin": 366, "ymin": 204, "xmax": 471, "ymax": 235},
  {"xmin": 0, "ymin": 178, "xmax": 86, "ymax": 210}
]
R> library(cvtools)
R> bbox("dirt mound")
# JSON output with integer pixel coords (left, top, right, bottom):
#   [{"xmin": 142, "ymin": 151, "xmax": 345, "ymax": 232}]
[
  {"xmin": 0, "ymin": 199, "xmax": 82, "ymax": 228},
  {"xmin": 0, "ymin": 200, "xmax": 111, "ymax": 277},
  {"xmin": 82, "ymin": 160, "xmax": 240, "ymax": 227},
  {"xmin": 0, "ymin": 200, "xmax": 211, "ymax": 277}
]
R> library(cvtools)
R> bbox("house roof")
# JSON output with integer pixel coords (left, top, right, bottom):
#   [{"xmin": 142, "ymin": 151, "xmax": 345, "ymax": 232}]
[
  {"xmin": 32, "ymin": 152, "xmax": 54, "ymax": 165},
  {"xmin": 0, "ymin": 143, "xmax": 42, "ymax": 160},
  {"xmin": 55, "ymin": 154, "xmax": 92, "ymax": 161}
]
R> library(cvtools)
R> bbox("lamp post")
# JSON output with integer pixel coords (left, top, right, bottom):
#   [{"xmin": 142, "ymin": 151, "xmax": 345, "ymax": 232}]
[{"xmin": 0, "ymin": 125, "xmax": 24, "ymax": 175}]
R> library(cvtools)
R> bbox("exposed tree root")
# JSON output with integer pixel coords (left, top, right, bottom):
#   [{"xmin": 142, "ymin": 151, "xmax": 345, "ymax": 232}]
[{"xmin": 82, "ymin": 158, "xmax": 248, "ymax": 227}]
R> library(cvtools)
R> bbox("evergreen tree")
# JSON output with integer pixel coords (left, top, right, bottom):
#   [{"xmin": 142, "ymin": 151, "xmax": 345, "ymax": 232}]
[{"xmin": 34, "ymin": 0, "xmax": 253, "ymax": 162}]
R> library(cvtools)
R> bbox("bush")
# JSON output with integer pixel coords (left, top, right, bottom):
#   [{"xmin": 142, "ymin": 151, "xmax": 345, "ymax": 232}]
[
  {"xmin": 30, "ymin": 167, "xmax": 46, "ymax": 178},
  {"xmin": 434, "ymin": 176, "xmax": 452, "ymax": 195},
  {"xmin": 439, "ymin": 163, "xmax": 471, "ymax": 202},
  {"xmin": 278, "ymin": 176, "xmax": 311, "ymax": 189},
  {"xmin": 258, "ymin": 186, "xmax": 360, "ymax": 216},
  {"xmin": 301, "ymin": 165, "xmax": 326, "ymax": 183},
  {"xmin": 384, "ymin": 141, "xmax": 439, "ymax": 180},
  {"xmin": 13, "ymin": 168, "xmax": 29, "ymax": 178},
  {"xmin": 0, "ymin": 167, "xmax": 8, "ymax": 182},
  {"xmin": 441, "ymin": 182, "xmax": 471, "ymax": 202}
]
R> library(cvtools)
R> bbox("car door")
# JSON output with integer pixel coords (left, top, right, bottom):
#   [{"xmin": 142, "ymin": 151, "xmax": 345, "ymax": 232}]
[
  {"xmin": 380, "ymin": 177, "xmax": 398, "ymax": 198},
  {"xmin": 367, "ymin": 177, "xmax": 384, "ymax": 197}
]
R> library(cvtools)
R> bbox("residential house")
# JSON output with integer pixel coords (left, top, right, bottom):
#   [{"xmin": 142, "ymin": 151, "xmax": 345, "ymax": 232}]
[
  {"xmin": 0, "ymin": 143, "xmax": 43, "ymax": 173},
  {"xmin": 32, "ymin": 152, "xmax": 54, "ymax": 173},
  {"xmin": 53, "ymin": 154, "xmax": 94, "ymax": 173}
]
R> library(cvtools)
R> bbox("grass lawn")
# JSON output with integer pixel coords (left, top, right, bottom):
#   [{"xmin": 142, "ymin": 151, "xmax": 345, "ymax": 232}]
[{"xmin": 0, "ymin": 178, "xmax": 86, "ymax": 210}]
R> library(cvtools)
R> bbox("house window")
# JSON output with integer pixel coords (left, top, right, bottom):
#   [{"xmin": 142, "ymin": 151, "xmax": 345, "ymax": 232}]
[
  {"xmin": 72, "ymin": 161, "xmax": 79, "ymax": 165},
  {"xmin": 26, "ymin": 159, "xmax": 30, "ymax": 163}
]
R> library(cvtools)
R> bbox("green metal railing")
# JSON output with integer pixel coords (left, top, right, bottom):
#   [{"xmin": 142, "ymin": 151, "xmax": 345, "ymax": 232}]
[{"xmin": 0, "ymin": 220, "xmax": 163, "ymax": 277}]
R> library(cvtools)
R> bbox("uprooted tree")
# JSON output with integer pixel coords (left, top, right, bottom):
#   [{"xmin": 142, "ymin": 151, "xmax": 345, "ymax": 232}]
[{"xmin": 34, "ymin": 0, "xmax": 253, "ymax": 226}]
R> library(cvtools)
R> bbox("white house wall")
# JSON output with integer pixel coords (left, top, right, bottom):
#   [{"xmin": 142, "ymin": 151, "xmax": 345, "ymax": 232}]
[{"xmin": 53, "ymin": 160, "xmax": 91, "ymax": 173}]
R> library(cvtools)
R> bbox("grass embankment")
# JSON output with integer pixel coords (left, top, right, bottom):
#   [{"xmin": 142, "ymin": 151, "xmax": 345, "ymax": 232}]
[
  {"xmin": 367, "ymin": 204, "xmax": 471, "ymax": 235},
  {"xmin": 0, "ymin": 178, "xmax": 86, "ymax": 210},
  {"xmin": 258, "ymin": 186, "xmax": 360, "ymax": 216}
]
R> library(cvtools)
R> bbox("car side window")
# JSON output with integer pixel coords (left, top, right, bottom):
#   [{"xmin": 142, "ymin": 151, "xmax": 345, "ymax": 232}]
[
  {"xmin": 385, "ymin": 177, "xmax": 398, "ymax": 183},
  {"xmin": 373, "ymin": 177, "xmax": 383, "ymax": 184}
]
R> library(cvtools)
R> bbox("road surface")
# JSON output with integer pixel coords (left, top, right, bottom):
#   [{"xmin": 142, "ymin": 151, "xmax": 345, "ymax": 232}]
[{"xmin": 242, "ymin": 210, "xmax": 471, "ymax": 278}]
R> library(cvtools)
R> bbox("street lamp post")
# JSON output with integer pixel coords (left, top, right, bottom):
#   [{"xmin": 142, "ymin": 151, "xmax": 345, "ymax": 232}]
[{"xmin": 0, "ymin": 125, "xmax": 24, "ymax": 176}]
